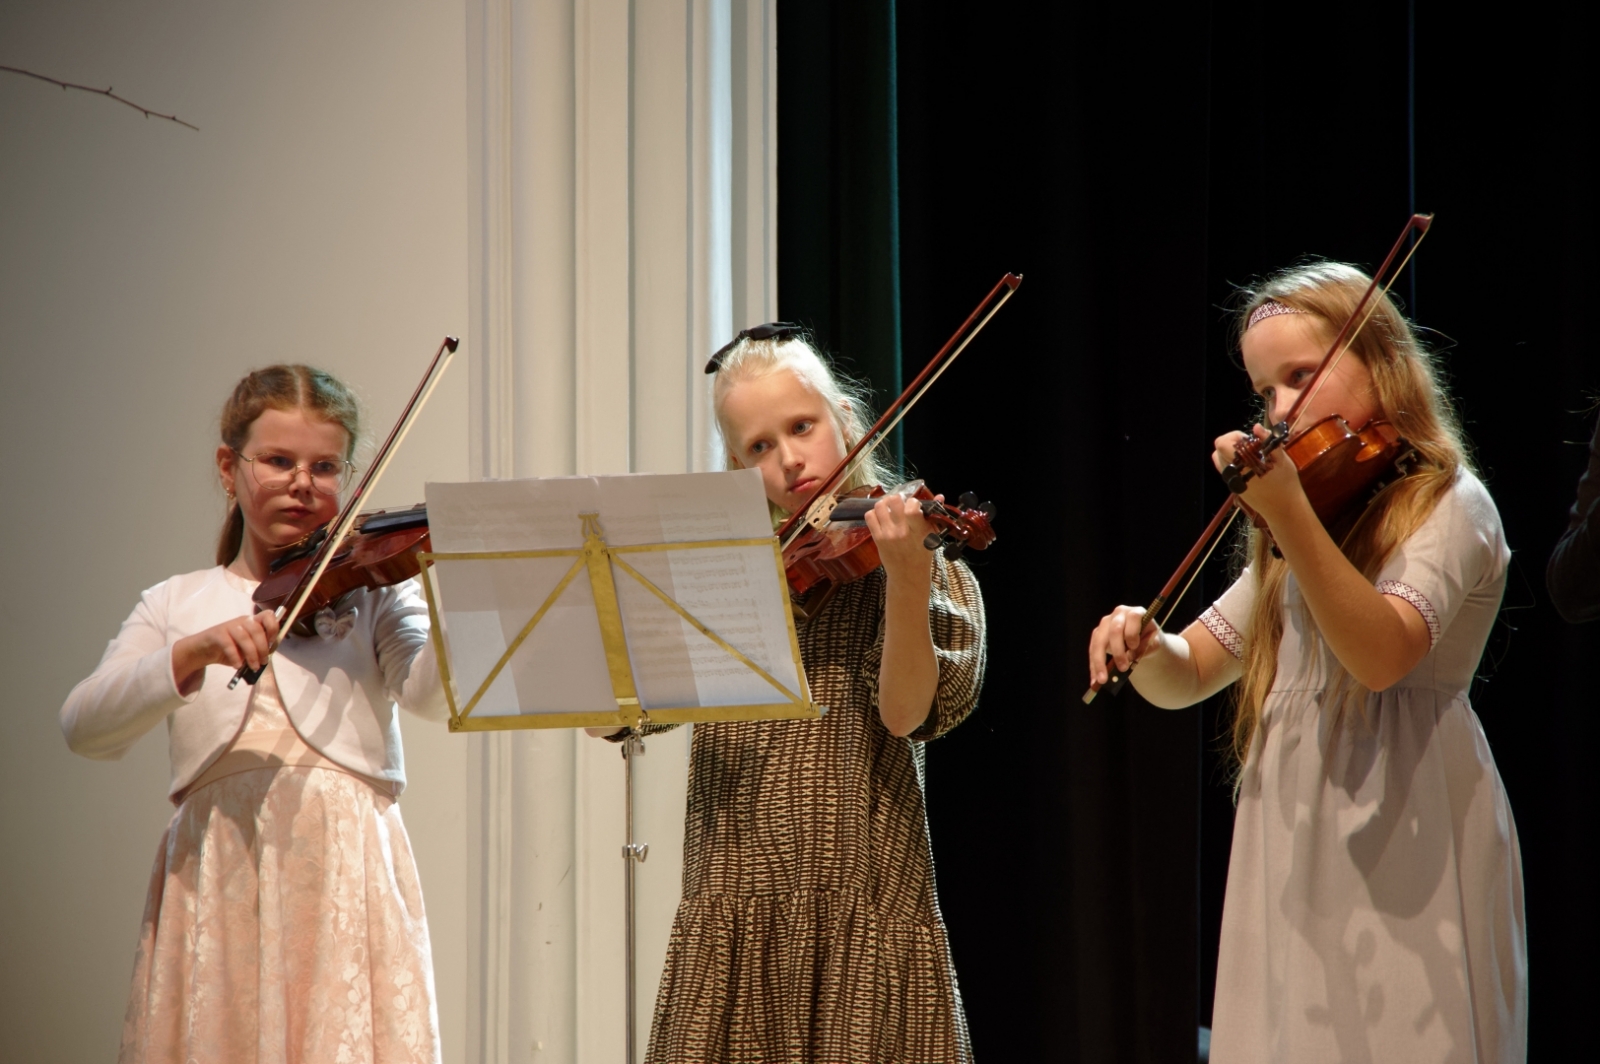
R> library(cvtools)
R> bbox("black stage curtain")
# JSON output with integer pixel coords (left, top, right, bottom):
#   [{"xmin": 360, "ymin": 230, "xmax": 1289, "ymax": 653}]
[{"xmin": 776, "ymin": 2, "xmax": 1597, "ymax": 1060}]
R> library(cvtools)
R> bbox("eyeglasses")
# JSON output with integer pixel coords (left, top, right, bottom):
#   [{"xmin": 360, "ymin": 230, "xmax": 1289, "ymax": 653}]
[
  {"xmin": 704, "ymin": 322, "xmax": 803, "ymax": 373},
  {"xmin": 234, "ymin": 450, "xmax": 356, "ymax": 496}
]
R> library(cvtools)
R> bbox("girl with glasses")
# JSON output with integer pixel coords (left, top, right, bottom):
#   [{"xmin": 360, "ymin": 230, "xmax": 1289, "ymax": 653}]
[
  {"xmin": 61, "ymin": 364, "xmax": 448, "ymax": 1064},
  {"xmin": 598, "ymin": 330, "xmax": 987, "ymax": 1064},
  {"xmin": 1088, "ymin": 264, "xmax": 1527, "ymax": 1062}
]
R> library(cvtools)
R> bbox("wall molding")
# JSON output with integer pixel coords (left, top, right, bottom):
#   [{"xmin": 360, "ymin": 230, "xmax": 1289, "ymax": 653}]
[{"xmin": 463, "ymin": 3, "xmax": 775, "ymax": 1060}]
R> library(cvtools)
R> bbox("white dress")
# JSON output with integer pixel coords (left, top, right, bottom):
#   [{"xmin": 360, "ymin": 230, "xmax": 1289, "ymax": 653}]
[
  {"xmin": 1199, "ymin": 470, "xmax": 1527, "ymax": 1063},
  {"xmin": 66, "ymin": 569, "xmax": 444, "ymax": 1064}
]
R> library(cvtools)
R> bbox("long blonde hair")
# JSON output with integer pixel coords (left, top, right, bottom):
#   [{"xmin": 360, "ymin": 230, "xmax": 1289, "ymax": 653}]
[
  {"xmin": 710, "ymin": 331, "xmax": 895, "ymax": 523},
  {"xmin": 1228, "ymin": 262, "xmax": 1470, "ymax": 768}
]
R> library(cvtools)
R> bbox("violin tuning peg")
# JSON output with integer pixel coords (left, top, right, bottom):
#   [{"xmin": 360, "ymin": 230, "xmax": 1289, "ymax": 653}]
[
  {"xmin": 922, "ymin": 532, "xmax": 945, "ymax": 552},
  {"xmin": 942, "ymin": 540, "xmax": 966, "ymax": 561},
  {"xmin": 1222, "ymin": 463, "xmax": 1253, "ymax": 495},
  {"xmin": 959, "ymin": 492, "xmax": 979, "ymax": 510},
  {"xmin": 979, "ymin": 501, "xmax": 996, "ymax": 519}
]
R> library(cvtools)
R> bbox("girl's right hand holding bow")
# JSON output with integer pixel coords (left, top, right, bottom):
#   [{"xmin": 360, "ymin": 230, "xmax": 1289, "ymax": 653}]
[
  {"xmin": 1086, "ymin": 604, "xmax": 1241, "ymax": 710},
  {"xmin": 172, "ymin": 611, "xmax": 280, "ymax": 696},
  {"xmin": 1087, "ymin": 605, "xmax": 1164, "ymax": 689}
]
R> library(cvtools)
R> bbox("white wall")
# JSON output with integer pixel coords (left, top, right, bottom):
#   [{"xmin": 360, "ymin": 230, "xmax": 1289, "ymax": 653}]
[{"xmin": 0, "ymin": 3, "xmax": 472, "ymax": 1061}]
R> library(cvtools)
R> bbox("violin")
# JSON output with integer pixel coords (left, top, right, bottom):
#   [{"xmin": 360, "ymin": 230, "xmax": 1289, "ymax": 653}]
[
  {"xmin": 1083, "ymin": 215, "xmax": 1433, "ymax": 702},
  {"xmin": 783, "ymin": 482, "xmax": 996, "ymax": 614},
  {"xmin": 255, "ymin": 504, "xmax": 431, "ymax": 635},
  {"xmin": 769, "ymin": 275, "xmax": 1021, "ymax": 617},
  {"xmin": 1231, "ymin": 414, "xmax": 1417, "ymax": 550},
  {"xmin": 229, "ymin": 335, "xmax": 458, "ymax": 687}
]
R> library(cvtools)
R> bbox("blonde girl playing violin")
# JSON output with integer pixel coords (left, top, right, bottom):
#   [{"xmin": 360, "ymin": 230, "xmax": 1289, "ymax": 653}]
[
  {"xmin": 61, "ymin": 366, "xmax": 448, "ymax": 1064},
  {"xmin": 1089, "ymin": 264, "xmax": 1526, "ymax": 1063},
  {"xmin": 615, "ymin": 327, "xmax": 987, "ymax": 1064}
]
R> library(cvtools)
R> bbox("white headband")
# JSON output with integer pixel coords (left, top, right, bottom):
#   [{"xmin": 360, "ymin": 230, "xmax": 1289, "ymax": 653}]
[{"xmin": 1246, "ymin": 300, "xmax": 1303, "ymax": 330}]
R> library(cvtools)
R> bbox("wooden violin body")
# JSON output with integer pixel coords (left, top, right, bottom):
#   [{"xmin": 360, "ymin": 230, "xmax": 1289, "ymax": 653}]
[
  {"xmin": 782, "ymin": 486, "xmax": 883, "ymax": 597},
  {"xmin": 1243, "ymin": 415, "xmax": 1417, "ymax": 543},
  {"xmin": 782, "ymin": 482, "xmax": 996, "ymax": 613},
  {"xmin": 255, "ymin": 504, "xmax": 430, "ymax": 634}
]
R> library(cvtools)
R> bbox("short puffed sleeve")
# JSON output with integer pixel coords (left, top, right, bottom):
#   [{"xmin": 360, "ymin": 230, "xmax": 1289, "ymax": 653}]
[
  {"xmin": 1197, "ymin": 567, "xmax": 1256, "ymax": 660},
  {"xmin": 884, "ymin": 554, "xmax": 987, "ymax": 742},
  {"xmin": 1373, "ymin": 470, "xmax": 1508, "ymax": 648}
]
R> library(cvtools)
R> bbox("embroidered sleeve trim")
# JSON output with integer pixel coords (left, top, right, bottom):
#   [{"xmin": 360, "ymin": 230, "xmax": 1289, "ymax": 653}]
[
  {"xmin": 1199, "ymin": 607, "xmax": 1245, "ymax": 660},
  {"xmin": 1376, "ymin": 580, "xmax": 1441, "ymax": 647}
]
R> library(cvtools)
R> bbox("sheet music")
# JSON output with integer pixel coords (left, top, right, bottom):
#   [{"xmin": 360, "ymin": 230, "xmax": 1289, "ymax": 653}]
[{"xmin": 425, "ymin": 470, "xmax": 802, "ymax": 718}]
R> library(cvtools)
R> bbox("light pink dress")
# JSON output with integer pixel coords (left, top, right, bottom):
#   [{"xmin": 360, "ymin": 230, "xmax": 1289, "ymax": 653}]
[
  {"xmin": 119, "ymin": 627, "xmax": 441, "ymax": 1063},
  {"xmin": 1199, "ymin": 470, "xmax": 1526, "ymax": 1063}
]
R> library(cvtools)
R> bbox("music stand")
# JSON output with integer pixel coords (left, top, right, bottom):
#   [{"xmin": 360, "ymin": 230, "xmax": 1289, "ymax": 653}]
[{"xmin": 416, "ymin": 471, "xmax": 821, "ymax": 1063}]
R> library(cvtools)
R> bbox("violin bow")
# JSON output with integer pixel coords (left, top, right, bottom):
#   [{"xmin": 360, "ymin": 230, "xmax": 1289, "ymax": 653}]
[
  {"xmin": 1084, "ymin": 213, "xmax": 1433, "ymax": 704},
  {"xmin": 775, "ymin": 273, "xmax": 1023, "ymax": 552},
  {"xmin": 229, "ymin": 335, "xmax": 459, "ymax": 688}
]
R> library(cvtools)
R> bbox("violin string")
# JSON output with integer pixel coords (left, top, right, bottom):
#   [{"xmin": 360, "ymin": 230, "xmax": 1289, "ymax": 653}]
[
  {"xmin": 1288, "ymin": 223, "xmax": 1432, "ymax": 439},
  {"xmin": 780, "ymin": 287, "xmax": 1019, "ymax": 553}
]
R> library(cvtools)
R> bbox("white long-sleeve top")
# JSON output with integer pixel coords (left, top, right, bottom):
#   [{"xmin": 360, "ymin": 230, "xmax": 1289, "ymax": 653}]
[{"xmin": 61, "ymin": 566, "xmax": 448, "ymax": 799}]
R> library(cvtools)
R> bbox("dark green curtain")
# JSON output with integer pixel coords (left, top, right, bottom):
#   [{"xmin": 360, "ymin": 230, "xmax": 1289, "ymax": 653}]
[{"xmin": 777, "ymin": 0, "xmax": 902, "ymax": 470}]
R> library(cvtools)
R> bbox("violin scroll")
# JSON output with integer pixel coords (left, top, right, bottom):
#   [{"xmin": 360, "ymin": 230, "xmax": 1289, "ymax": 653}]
[
  {"xmin": 1221, "ymin": 420, "xmax": 1291, "ymax": 494},
  {"xmin": 920, "ymin": 491, "xmax": 997, "ymax": 560}
]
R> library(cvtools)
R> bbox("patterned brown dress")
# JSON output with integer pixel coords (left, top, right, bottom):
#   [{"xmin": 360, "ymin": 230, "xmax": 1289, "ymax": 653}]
[{"xmin": 643, "ymin": 555, "xmax": 987, "ymax": 1064}]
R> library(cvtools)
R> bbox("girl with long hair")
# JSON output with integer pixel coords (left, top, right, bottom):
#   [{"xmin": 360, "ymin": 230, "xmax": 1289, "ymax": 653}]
[
  {"xmin": 601, "ymin": 328, "xmax": 987, "ymax": 1063},
  {"xmin": 1088, "ymin": 264, "xmax": 1526, "ymax": 1062},
  {"xmin": 61, "ymin": 365, "xmax": 448, "ymax": 1064}
]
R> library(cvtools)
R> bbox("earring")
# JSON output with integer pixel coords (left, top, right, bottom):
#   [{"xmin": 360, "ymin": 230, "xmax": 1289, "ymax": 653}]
[{"xmin": 226, "ymin": 489, "xmax": 235, "ymax": 503}]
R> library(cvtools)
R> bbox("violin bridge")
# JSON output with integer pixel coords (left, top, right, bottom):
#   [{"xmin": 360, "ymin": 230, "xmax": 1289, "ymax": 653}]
[{"xmin": 804, "ymin": 494, "xmax": 839, "ymax": 529}]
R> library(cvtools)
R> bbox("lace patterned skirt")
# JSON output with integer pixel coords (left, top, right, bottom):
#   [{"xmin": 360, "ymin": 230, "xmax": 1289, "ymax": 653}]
[{"xmin": 120, "ymin": 767, "xmax": 441, "ymax": 1064}]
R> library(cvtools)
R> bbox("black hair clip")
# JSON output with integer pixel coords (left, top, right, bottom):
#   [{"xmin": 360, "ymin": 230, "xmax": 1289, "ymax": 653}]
[{"xmin": 704, "ymin": 322, "xmax": 803, "ymax": 373}]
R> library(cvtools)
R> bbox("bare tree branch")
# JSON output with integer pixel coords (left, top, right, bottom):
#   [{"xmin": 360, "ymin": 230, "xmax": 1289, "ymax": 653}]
[{"xmin": 1, "ymin": 64, "xmax": 199, "ymax": 132}]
